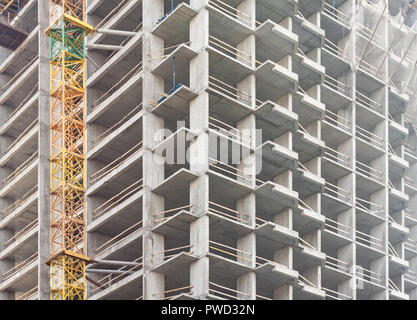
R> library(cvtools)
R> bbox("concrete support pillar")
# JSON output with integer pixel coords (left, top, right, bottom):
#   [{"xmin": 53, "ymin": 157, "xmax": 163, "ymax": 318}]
[
  {"xmin": 338, "ymin": 243, "xmax": 354, "ymax": 298},
  {"xmin": 37, "ymin": 0, "xmax": 50, "ymax": 300},
  {"xmin": 189, "ymin": 0, "xmax": 210, "ymax": 300},
  {"xmin": 237, "ymin": 193, "xmax": 256, "ymax": 227},
  {"xmin": 273, "ymin": 214, "xmax": 294, "ymax": 300},
  {"xmin": 237, "ymin": 0, "xmax": 256, "ymax": 27},
  {"xmin": 237, "ymin": 231, "xmax": 256, "ymax": 298},
  {"xmin": 237, "ymin": 233, "xmax": 256, "ymax": 268},
  {"xmin": 307, "ymin": 11, "xmax": 320, "ymax": 27},
  {"xmin": 142, "ymin": 0, "xmax": 165, "ymax": 300},
  {"xmin": 274, "ymin": 169, "xmax": 292, "ymax": 189},
  {"xmin": 0, "ymin": 228, "xmax": 13, "ymax": 299},
  {"xmin": 275, "ymin": 130, "xmax": 293, "ymax": 150},
  {"xmin": 275, "ymin": 208, "xmax": 293, "ymax": 229},
  {"xmin": 278, "ymin": 54, "xmax": 292, "ymax": 71},
  {"xmin": 274, "ymin": 285, "xmax": 293, "ymax": 300},
  {"xmin": 236, "ymin": 191, "xmax": 256, "ymax": 299},
  {"xmin": 274, "ymin": 246, "xmax": 293, "ymax": 268},
  {"xmin": 237, "ymin": 114, "xmax": 256, "ymax": 184},
  {"xmin": 238, "ymin": 272, "xmax": 256, "ymax": 300},
  {"xmin": 190, "ymin": 216, "xmax": 209, "ymax": 298}
]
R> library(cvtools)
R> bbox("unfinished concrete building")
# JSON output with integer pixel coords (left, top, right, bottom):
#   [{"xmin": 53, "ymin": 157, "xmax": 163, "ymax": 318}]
[{"xmin": 1, "ymin": 0, "xmax": 417, "ymax": 300}]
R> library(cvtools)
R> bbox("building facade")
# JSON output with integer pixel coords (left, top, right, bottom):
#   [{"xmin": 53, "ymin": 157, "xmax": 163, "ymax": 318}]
[{"xmin": 0, "ymin": 0, "xmax": 417, "ymax": 300}]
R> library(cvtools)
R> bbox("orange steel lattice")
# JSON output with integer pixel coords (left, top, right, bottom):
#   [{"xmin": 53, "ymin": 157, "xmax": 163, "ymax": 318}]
[
  {"xmin": 0, "ymin": 0, "xmax": 23, "ymax": 14},
  {"xmin": 47, "ymin": 0, "xmax": 92, "ymax": 300},
  {"xmin": 50, "ymin": 0, "xmax": 85, "ymax": 21}
]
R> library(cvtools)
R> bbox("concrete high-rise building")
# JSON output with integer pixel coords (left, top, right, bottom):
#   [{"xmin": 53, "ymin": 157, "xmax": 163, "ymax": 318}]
[{"xmin": 1, "ymin": 0, "xmax": 417, "ymax": 300}]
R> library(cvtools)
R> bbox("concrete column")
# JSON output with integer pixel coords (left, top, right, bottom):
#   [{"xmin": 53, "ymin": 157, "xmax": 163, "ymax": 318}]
[
  {"xmin": 275, "ymin": 130, "xmax": 293, "ymax": 150},
  {"xmin": 236, "ymin": 192, "xmax": 256, "ymax": 298},
  {"xmin": 0, "ymin": 229, "xmax": 13, "ymax": 299},
  {"xmin": 338, "ymin": 242, "xmax": 354, "ymax": 299},
  {"xmin": 0, "ymin": 99, "xmax": 12, "ymax": 300},
  {"xmin": 381, "ymin": 7, "xmax": 390, "ymax": 300},
  {"xmin": 274, "ymin": 169, "xmax": 292, "ymax": 189},
  {"xmin": 237, "ymin": 272, "xmax": 256, "ymax": 300},
  {"xmin": 350, "ymin": 0, "xmax": 358, "ymax": 300},
  {"xmin": 37, "ymin": 0, "xmax": 50, "ymax": 300},
  {"xmin": 190, "ymin": 216, "xmax": 209, "ymax": 298},
  {"xmin": 237, "ymin": 0, "xmax": 256, "ymax": 27},
  {"xmin": 189, "ymin": 0, "xmax": 210, "ymax": 300},
  {"xmin": 237, "ymin": 193, "xmax": 256, "ymax": 227},
  {"xmin": 274, "ymin": 285, "xmax": 293, "ymax": 300},
  {"xmin": 237, "ymin": 114, "xmax": 256, "ymax": 184},
  {"xmin": 273, "ymin": 247, "xmax": 293, "ymax": 300},
  {"xmin": 142, "ymin": 0, "xmax": 165, "ymax": 300}
]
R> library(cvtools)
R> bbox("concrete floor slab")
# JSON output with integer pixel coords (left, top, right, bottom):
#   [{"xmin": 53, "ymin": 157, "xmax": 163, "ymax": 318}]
[
  {"xmin": 87, "ymin": 72, "xmax": 143, "ymax": 124},
  {"xmin": 294, "ymin": 53, "xmax": 325, "ymax": 89},
  {"xmin": 87, "ymin": 32, "xmax": 143, "ymax": 87},
  {"xmin": 152, "ymin": 210, "xmax": 197, "ymax": 237},
  {"xmin": 389, "ymin": 222, "xmax": 409, "ymax": 242},
  {"xmin": 255, "ymin": 262, "xmax": 298, "ymax": 289},
  {"xmin": 0, "ymin": 160, "xmax": 37, "ymax": 199},
  {"xmin": 0, "ymin": 26, "xmax": 39, "ymax": 74},
  {"xmin": 293, "ymin": 91, "xmax": 325, "ymax": 122},
  {"xmin": 356, "ymin": 68, "xmax": 385, "ymax": 93},
  {"xmin": 153, "ymin": 252, "xmax": 198, "ymax": 277},
  {"xmin": 255, "ymin": 61, "xmax": 298, "ymax": 101},
  {"xmin": 294, "ymin": 169, "xmax": 325, "ymax": 194},
  {"xmin": 208, "ymin": 46, "xmax": 254, "ymax": 84},
  {"xmin": 87, "ymin": 150, "xmax": 143, "ymax": 196},
  {"xmin": 88, "ymin": 0, "xmax": 143, "ymax": 45},
  {"xmin": 322, "ymin": 120, "xmax": 352, "ymax": 146},
  {"xmin": 0, "ymin": 192, "xmax": 37, "ymax": 230},
  {"xmin": 256, "ymin": 221, "xmax": 298, "ymax": 247},
  {"xmin": 87, "ymin": 190, "xmax": 143, "ymax": 233},
  {"xmin": 322, "ymin": 156, "xmax": 352, "ymax": 180},
  {"xmin": 152, "ymin": 3, "xmax": 198, "ymax": 44},
  {"xmin": 294, "ymin": 284, "xmax": 326, "ymax": 300},
  {"xmin": 0, "ymin": 258, "xmax": 37, "ymax": 292},
  {"xmin": 255, "ymin": 100, "xmax": 299, "ymax": 134},
  {"xmin": 293, "ymin": 17, "xmax": 324, "ymax": 52},
  {"xmin": 322, "ymin": 264, "xmax": 352, "ymax": 286},
  {"xmin": 321, "ymin": 48, "xmax": 350, "ymax": 76},
  {"xmin": 0, "ymin": 61, "xmax": 38, "ymax": 105},
  {"xmin": 255, "ymin": 20, "xmax": 298, "ymax": 62},
  {"xmin": 294, "ymin": 245, "xmax": 325, "ymax": 270},
  {"xmin": 208, "ymin": 88, "xmax": 254, "ymax": 123},
  {"xmin": 321, "ymin": 11, "xmax": 350, "ymax": 41},
  {"xmin": 257, "ymin": 0, "xmax": 297, "ymax": 24},
  {"xmin": 321, "ymin": 84, "xmax": 352, "ymax": 109},
  {"xmin": 207, "ymin": 5, "xmax": 253, "ymax": 45},
  {"xmin": 258, "ymin": 140, "xmax": 298, "ymax": 175},
  {"xmin": 0, "ymin": 227, "xmax": 37, "ymax": 260},
  {"xmin": 88, "ymin": 111, "xmax": 143, "ymax": 159},
  {"xmin": 322, "ymin": 192, "xmax": 352, "ymax": 214},
  {"xmin": 294, "ymin": 130, "xmax": 325, "ymax": 159},
  {"xmin": 152, "ymin": 45, "xmax": 197, "ymax": 86},
  {"xmin": 88, "ymin": 269, "xmax": 143, "ymax": 300},
  {"xmin": 208, "ymin": 212, "xmax": 253, "ymax": 240},
  {"xmin": 0, "ymin": 93, "xmax": 38, "ymax": 136},
  {"xmin": 294, "ymin": 207, "xmax": 325, "ymax": 234},
  {"xmin": 95, "ymin": 228, "xmax": 143, "ymax": 261},
  {"xmin": 152, "ymin": 85, "xmax": 198, "ymax": 121},
  {"xmin": 389, "ymin": 255, "xmax": 409, "ymax": 276},
  {"xmin": 153, "ymin": 169, "xmax": 198, "ymax": 198},
  {"xmin": 0, "ymin": 124, "xmax": 38, "ymax": 167},
  {"xmin": 208, "ymin": 253, "xmax": 253, "ymax": 279}
]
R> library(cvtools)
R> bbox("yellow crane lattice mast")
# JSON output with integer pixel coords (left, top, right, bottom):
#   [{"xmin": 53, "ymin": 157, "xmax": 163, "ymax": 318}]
[{"xmin": 46, "ymin": 0, "xmax": 94, "ymax": 300}]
